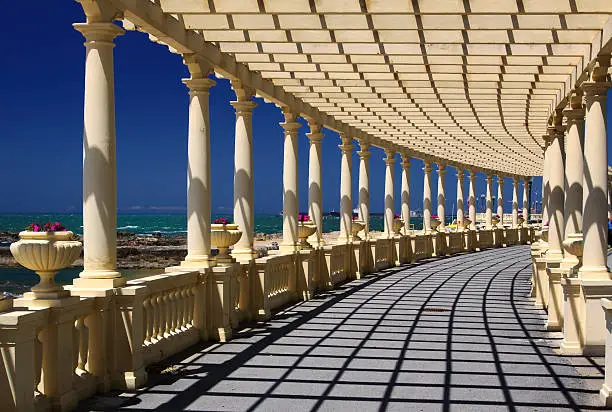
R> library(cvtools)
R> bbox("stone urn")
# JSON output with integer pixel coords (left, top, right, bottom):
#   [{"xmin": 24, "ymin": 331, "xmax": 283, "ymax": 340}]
[
  {"xmin": 430, "ymin": 217, "xmax": 441, "ymax": 231},
  {"xmin": 392, "ymin": 218, "xmax": 403, "ymax": 235},
  {"xmin": 211, "ymin": 224, "xmax": 242, "ymax": 265},
  {"xmin": 351, "ymin": 220, "xmax": 365, "ymax": 241},
  {"xmin": 297, "ymin": 223, "xmax": 317, "ymax": 250},
  {"xmin": 491, "ymin": 215, "xmax": 500, "ymax": 227},
  {"xmin": 461, "ymin": 218, "xmax": 471, "ymax": 230},
  {"xmin": 541, "ymin": 225, "xmax": 549, "ymax": 243},
  {"xmin": 10, "ymin": 231, "xmax": 82, "ymax": 299},
  {"xmin": 517, "ymin": 216, "xmax": 525, "ymax": 226}
]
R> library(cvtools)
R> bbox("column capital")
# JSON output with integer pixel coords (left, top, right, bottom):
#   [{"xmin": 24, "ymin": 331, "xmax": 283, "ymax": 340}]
[
  {"xmin": 339, "ymin": 133, "xmax": 354, "ymax": 153},
  {"xmin": 73, "ymin": 22, "xmax": 124, "ymax": 43},
  {"xmin": 230, "ymin": 78, "xmax": 255, "ymax": 102},
  {"xmin": 280, "ymin": 108, "xmax": 301, "ymax": 135},
  {"xmin": 358, "ymin": 139, "xmax": 371, "ymax": 158},
  {"xmin": 230, "ymin": 100, "xmax": 257, "ymax": 116},
  {"xmin": 485, "ymin": 174, "xmax": 493, "ymax": 183},
  {"xmin": 182, "ymin": 53, "xmax": 214, "ymax": 79},
  {"xmin": 437, "ymin": 165, "xmax": 447, "ymax": 176},
  {"xmin": 401, "ymin": 156, "xmax": 411, "ymax": 169},
  {"xmin": 457, "ymin": 170, "xmax": 465, "ymax": 179},
  {"xmin": 182, "ymin": 77, "xmax": 216, "ymax": 95},
  {"xmin": 496, "ymin": 173, "xmax": 504, "ymax": 181},
  {"xmin": 384, "ymin": 149, "xmax": 396, "ymax": 164},
  {"xmin": 306, "ymin": 120, "xmax": 324, "ymax": 143}
]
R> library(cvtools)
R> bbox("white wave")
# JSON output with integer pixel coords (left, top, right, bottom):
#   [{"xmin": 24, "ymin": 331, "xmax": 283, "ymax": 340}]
[{"xmin": 117, "ymin": 225, "xmax": 139, "ymax": 230}]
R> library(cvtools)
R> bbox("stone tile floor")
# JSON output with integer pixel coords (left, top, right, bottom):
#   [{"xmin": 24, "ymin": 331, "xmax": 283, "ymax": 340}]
[{"xmin": 79, "ymin": 246, "xmax": 607, "ymax": 411}]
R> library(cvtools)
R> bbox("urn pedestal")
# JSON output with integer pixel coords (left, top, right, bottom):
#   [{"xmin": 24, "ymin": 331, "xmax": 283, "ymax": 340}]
[
  {"xmin": 297, "ymin": 223, "xmax": 317, "ymax": 250},
  {"xmin": 351, "ymin": 220, "xmax": 365, "ymax": 241}
]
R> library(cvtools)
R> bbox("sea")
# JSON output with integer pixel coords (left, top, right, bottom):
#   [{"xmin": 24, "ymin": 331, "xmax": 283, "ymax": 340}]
[{"xmin": 0, "ymin": 213, "xmax": 424, "ymax": 295}]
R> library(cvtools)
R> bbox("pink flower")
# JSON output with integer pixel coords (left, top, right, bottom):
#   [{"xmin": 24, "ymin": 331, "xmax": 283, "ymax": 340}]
[{"xmin": 214, "ymin": 217, "xmax": 230, "ymax": 225}]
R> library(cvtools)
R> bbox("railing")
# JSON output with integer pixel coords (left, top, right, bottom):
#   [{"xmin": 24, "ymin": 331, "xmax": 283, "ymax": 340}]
[{"xmin": 1, "ymin": 226, "xmax": 535, "ymax": 411}]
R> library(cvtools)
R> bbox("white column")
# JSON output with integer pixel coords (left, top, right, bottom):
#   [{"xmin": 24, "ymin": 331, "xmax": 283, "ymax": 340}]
[
  {"xmin": 580, "ymin": 62, "xmax": 611, "ymax": 280},
  {"xmin": 542, "ymin": 142, "xmax": 551, "ymax": 225},
  {"xmin": 357, "ymin": 140, "xmax": 371, "ymax": 239},
  {"xmin": 423, "ymin": 159, "xmax": 433, "ymax": 233},
  {"xmin": 401, "ymin": 153, "xmax": 411, "ymax": 235},
  {"xmin": 523, "ymin": 178, "xmax": 530, "ymax": 222},
  {"xmin": 74, "ymin": 22, "xmax": 124, "ymax": 283},
  {"xmin": 230, "ymin": 94, "xmax": 257, "ymax": 258},
  {"xmin": 563, "ymin": 92, "xmax": 585, "ymax": 243},
  {"xmin": 280, "ymin": 109, "xmax": 301, "ymax": 251},
  {"xmin": 457, "ymin": 169, "xmax": 465, "ymax": 229},
  {"xmin": 486, "ymin": 174, "xmax": 493, "ymax": 229},
  {"xmin": 511, "ymin": 177, "xmax": 519, "ymax": 228},
  {"xmin": 383, "ymin": 149, "xmax": 396, "ymax": 238},
  {"xmin": 547, "ymin": 126, "xmax": 566, "ymax": 260},
  {"xmin": 338, "ymin": 134, "xmax": 354, "ymax": 243},
  {"xmin": 437, "ymin": 164, "xmax": 446, "ymax": 229},
  {"xmin": 181, "ymin": 76, "xmax": 217, "ymax": 268},
  {"xmin": 497, "ymin": 175, "xmax": 504, "ymax": 226},
  {"xmin": 307, "ymin": 121, "xmax": 324, "ymax": 247},
  {"xmin": 468, "ymin": 170, "xmax": 477, "ymax": 230}
]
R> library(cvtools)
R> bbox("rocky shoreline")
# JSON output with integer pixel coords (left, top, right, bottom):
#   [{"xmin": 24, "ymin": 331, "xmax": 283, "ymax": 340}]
[{"xmin": 0, "ymin": 230, "xmax": 293, "ymax": 269}]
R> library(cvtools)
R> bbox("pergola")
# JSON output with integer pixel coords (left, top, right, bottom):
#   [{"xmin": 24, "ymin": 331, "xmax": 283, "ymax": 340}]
[{"xmin": 2, "ymin": 1, "xmax": 612, "ymax": 410}]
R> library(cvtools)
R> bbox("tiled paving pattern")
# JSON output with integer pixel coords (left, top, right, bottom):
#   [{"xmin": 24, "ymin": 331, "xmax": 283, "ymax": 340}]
[{"xmin": 80, "ymin": 246, "xmax": 606, "ymax": 411}]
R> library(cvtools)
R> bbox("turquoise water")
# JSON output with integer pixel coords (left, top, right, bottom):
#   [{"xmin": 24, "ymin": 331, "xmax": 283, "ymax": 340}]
[{"xmin": 0, "ymin": 213, "xmax": 425, "ymax": 237}]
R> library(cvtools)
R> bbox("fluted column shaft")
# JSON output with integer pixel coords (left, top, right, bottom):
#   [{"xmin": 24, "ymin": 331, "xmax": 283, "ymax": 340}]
[
  {"xmin": 580, "ymin": 75, "xmax": 611, "ymax": 278},
  {"xmin": 423, "ymin": 160, "xmax": 433, "ymax": 233},
  {"xmin": 512, "ymin": 178, "xmax": 519, "ymax": 228},
  {"xmin": 468, "ymin": 171, "xmax": 477, "ymax": 230},
  {"xmin": 339, "ymin": 134, "xmax": 354, "ymax": 243},
  {"xmin": 358, "ymin": 141, "xmax": 371, "ymax": 239},
  {"xmin": 231, "ymin": 99, "xmax": 257, "ymax": 257},
  {"xmin": 307, "ymin": 123, "xmax": 324, "ymax": 246},
  {"xmin": 547, "ymin": 129, "xmax": 566, "ymax": 260},
  {"xmin": 457, "ymin": 170, "xmax": 465, "ymax": 229},
  {"xmin": 497, "ymin": 175, "xmax": 504, "ymax": 226},
  {"xmin": 384, "ymin": 150, "xmax": 396, "ymax": 237},
  {"xmin": 437, "ymin": 164, "xmax": 446, "ymax": 228},
  {"xmin": 401, "ymin": 155, "xmax": 411, "ymax": 235},
  {"xmin": 75, "ymin": 22, "xmax": 124, "ymax": 280},
  {"xmin": 280, "ymin": 110, "xmax": 301, "ymax": 251},
  {"xmin": 486, "ymin": 175, "xmax": 493, "ymax": 229}
]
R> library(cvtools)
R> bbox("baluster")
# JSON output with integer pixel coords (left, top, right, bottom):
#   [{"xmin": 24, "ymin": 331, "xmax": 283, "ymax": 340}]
[
  {"xmin": 35, "ymin": 328, "xmax": 45, "ymax": 396},
  {"xmin": 172, "ymin": 289, "xmax": 180, "ymax": 333},
  {"xmin": 163, "ymin": 293, "xmax": 172, "ymax": 338},
  {"xmin": 189, "ymin": 285, "xmax": 197, "ymax": 327},
  {"xmin": 77, "ymin": 316, "xmax": 89, "ymax": 373},
  {"xmin": 156, "ymin": 294, "xmax": 165, "ymax": 341},
  {"xmin": 143, "ymin": 297, "xmax": 152, "ymax": 344},
  {"xmin": 72, "ymin": 318, "xmax": 80, "ymax": 374},
  {"xmin": 181, "ymin": 287, "xmax": 190, "ymax": 329}
]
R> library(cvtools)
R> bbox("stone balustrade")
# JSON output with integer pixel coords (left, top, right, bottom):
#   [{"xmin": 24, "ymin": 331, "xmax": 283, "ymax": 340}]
[{"xmin": 0, "ymin": 227, "xmax": 534, "ymax": 411}]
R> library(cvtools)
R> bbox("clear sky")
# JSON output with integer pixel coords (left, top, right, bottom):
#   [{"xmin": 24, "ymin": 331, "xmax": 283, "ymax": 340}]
[{"xmin": 0, "ymin": 2, "xmax": 610, "ymax": 215}]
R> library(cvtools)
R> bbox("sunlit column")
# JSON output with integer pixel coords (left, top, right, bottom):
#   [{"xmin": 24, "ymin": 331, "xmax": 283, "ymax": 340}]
[
  {"xmin": 512, "ymin": 177, "xmax": 519, "ymax": 228},
  {"xmin": 457, "ymin": 169, "xmax": 465, "ymax": 229},
  {"xmin": 401, "ymin": 153, "xmax": 411, "ymax": 235},
  {"xmin": 562, "ymin": 91, "xmax": 585, "ymax": 249},
  {"xmin": 307, "ymin": 120, "xmax": 324, "ymax": 247},
  {"xmin": 180, "ymin": 59, "xmax": 216, "ymax": 268},
  {"xmin": 280, "ymin": 108, "xmax": 301, "ymax": 251},
  {"xmin": 485, "ymin": 174, "xmax": 493, "ymax": 229},
  {"xmin": 580, "ymin": 58, "xmax": 611, "ymax": 280},
  {"xmin": 230, "ymin": 82, "xmax": 257, "ymax": 258},
  {"xmin": 523, "ymin": 178, "xmax": 530, "ymax": 222},
  {"xmin": 437, "ymin": 164, "xmax": 446, "ymax": 228},
  {"xmin": 357, "ymin": 139, "xmax": 371, "ymax": 239},
  {"xmin": 542, "ymin": 142, "xmax": 551, "ymax": 225},
  {"xmin": 423, "ymin": 158, "xmax": 433, "ymax": 233},
  {"xmin": 546, "ymin": 121, "xmax": 566, "ymax": 260},
  {"xmin": 74, "ymin": 22, "xmax": 124, "ymax": 282},
  {"xmin": 383, "ymin": 149, "xmax": 396, "ymax": 238},
  {"xmin": 497, "ymin": 174, "xmax": 504, "ymax": 227},
  {"xmin": 338, "ymin": 134, "xmax": 354, "ymax": 243},
  {"xmin": 468, "ymin": 170, "xmax": 477, "ymax": 230}
]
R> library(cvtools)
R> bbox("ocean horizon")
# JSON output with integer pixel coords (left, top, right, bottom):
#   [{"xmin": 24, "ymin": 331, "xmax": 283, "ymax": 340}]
[{"xmin": 0, "ymin": 212, "xmax": 429, "ymax": 238}]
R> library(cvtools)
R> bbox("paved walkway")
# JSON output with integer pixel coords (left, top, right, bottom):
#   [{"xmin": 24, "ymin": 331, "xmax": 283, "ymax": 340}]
[{"xmin": 80, "ymin": 246, "xmax": 606, "ymax": 411}]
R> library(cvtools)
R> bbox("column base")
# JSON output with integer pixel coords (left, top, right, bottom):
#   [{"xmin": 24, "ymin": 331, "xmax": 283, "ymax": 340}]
[
  {"xmin": 72, "ymin": 276, "xmax": 126, "ymax": 291},
  {"xmin": 545, "ymin": 259, "xmax": 564, "ymax": 331},
  {"xmin": 579, "ymin": 278, "xmax": 612, "ymax": 356},
  {"xmin": 15, "ymin": 295, "xmax": 80, "ymax": 309},
  {"xmin": 600, "ymin": 385, "xmax": 612, "ymax": 407},
  {"xmin": 278, "ymin": 242, "xmax": 298, "ymax": 252},
  {"xmin": 560, "ymin": 275, "xmax": 583, "ymax": 355},
  {"xmin": 79, "ymin": 269, "xmax": 122, "ymax": 279},
  {"xmin": 181, "ymin": 255, "xmax": 216, "ymax": 269}
]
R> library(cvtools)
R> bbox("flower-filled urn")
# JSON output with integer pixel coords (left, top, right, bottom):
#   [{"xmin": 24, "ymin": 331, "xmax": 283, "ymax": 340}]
[
  {"xmin": 211, "ymin": 218, "xmax": 242, "ymax": 265},
  {"xmin": 297, "ymin": 213, "xmax": 317, "ymax": 249},
  {"xmin": 10, "ymin": 222, "xmax": 82, "ymax": 300},
  {"xmin": 430, "ymin": 215, "xmax": 441, "ymax": 231},
  {"xmin": 461, "ymin": 218, "xmax": 471, "ymax": 231},
  {"xmin": 392, "ymin": 214, "xmax": 403, "ymax": 235},
  {"xmin": 351, "ymin": 218, "xmax": 365, "ymax": 241}
]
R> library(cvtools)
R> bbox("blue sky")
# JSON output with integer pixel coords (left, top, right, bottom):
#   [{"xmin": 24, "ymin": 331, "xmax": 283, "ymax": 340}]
[{"xmin": 0, "ymin": 2, "xmax": 610, "ymax": 215}]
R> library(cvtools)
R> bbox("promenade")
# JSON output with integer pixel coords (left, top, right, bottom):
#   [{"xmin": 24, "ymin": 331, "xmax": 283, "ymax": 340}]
[{"xmin": 79, "ymin": 246, "xmax": 604, "ymax": 411}]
